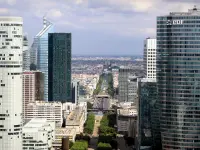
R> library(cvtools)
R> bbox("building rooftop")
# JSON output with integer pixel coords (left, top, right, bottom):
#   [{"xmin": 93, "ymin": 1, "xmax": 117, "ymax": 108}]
[
  {"xmin": 66, "ymin": 107, "xmax": 84, "ymax": 125},
  {"xmin": 140, "ymin": 78, "xmax": 156, "ymax": 83},
  {"xmin": 23, "ymin": 118, "xmax": 54, "ymax": 133},
  {"xmin": 55, "ymin": 128, "xmax": 76, "ymax": 136},
  {"xmin": 117, "ymin": 108, "xmax": 138, "ymax": 117},
  {"xmin": 29, "ymin": 101, "xmax": 62, "ymax": 106},
  {"xmin": 168, "ymin": 6, "xmax": 200, "ymax": 16}
]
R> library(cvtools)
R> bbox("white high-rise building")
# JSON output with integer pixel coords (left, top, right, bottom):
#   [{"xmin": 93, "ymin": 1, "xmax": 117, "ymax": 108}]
[
  {"xmin": 143, "ymin": 38, "xmax": 157, "ymax": 79},
  {"xmin": 0, "ymin": 17, "xmax": 23, "ymax": 150}
]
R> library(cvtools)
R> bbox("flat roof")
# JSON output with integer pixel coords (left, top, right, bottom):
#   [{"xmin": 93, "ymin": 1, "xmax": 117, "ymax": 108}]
[
  {"xmin": 55, "ymin": 128, "xmax": 76, "ymax": 136},
  {"xmin": 23, "ymin": 118, "xmax": 51, "ymax": 133}
]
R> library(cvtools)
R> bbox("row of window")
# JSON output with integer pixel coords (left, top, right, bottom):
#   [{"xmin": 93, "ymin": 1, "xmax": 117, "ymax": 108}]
[
  {"xmin": 157, "ymin": 33, "xmax": 200, "ymax": 36},
  {"xmin": 157, "ymin": 24, "xmax": 200, "ymax": 28},
  {"xmin": 0, "ymin": 65, "xmax": 21, "ymax": 68},
  {"xmin": 1, "ymin": 24, "xmax": 22, "ymax": 26},
  {"xmin": 157, "ymin": 16, "xmax": 200, "ymax": 20}
]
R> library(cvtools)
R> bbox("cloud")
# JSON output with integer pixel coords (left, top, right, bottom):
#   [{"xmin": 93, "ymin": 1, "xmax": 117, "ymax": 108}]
[
  {"xmin": 0, "ymin": 0, "xmax": 16, "ymax": 5},
  {"xmin": 57, "ymin": 20, "xmax": 85, "ymax": 29},
  {"xmin": 0, "ymin": 8, "xmax": 9, "ymax": 14},
  {"xmin": 47, "ymin": 9, "xmax": 63, "ymax": 19}
]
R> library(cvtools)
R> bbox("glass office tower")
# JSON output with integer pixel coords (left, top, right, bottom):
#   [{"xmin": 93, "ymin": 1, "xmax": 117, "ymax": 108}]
[
  {"xmin": 48, "ymin": 33, "xmax": 71, "ymax": 102},
  {"xmin": 30, "ymin": 17, "xmax": 54, "ymax": 101},
  {"xmin": 137, "ymin": 78, "xmax": 161, "ymax": 150},
  {"xmin": 157, "ymin": 7, "xmax": 200, "ymax": 149}
]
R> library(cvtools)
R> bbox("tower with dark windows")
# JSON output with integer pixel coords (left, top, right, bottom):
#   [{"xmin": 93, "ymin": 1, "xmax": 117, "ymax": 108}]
[
  {"xmin": 48, "ymin": 33, "xmax": 72, "ymax": 102},
  {"xmin": 157, "ymin": 7, "xmax": 200, "ymax": 149}
]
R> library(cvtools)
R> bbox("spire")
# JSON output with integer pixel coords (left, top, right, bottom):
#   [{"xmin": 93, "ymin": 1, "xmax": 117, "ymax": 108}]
[{"xmin": 43, "ymin": 16, "xmax": 47, "ymax": 28}]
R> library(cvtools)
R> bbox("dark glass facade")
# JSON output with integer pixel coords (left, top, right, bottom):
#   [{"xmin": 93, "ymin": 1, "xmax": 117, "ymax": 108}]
[
  {"xmin": 137, "ymin": 79, "xmax": 161, "ymax": 150},
  {"xmin": 48, "ymin": 33, "xmax": 71, "ymax": 102},
  {"xmin": 157, "ymin": 8, "xmax": 200, "ymax": 150}
]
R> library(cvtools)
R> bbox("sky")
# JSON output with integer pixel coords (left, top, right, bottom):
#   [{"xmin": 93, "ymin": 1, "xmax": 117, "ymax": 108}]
[{"xmin": 0, "ymin": 0, "xmax": 199, "ymax": 55}]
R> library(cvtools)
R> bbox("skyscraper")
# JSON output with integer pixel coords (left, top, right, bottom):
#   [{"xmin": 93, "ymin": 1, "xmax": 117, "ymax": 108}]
[
  {"xmin": 48, "ymin": 33, "xmax": 71, "ymax": 102},
  {"xmin": 157, "ymin": 7, "xmax": 200, "ymax": 149},
  {"xmin": 143, "ymin": 38, "xmax": 157, "ymax": 79},
  {"xmin": 118, "ymin": 67, "xmax": 143, "ymax": 102},
  {"xmin": 22, "ymin": 35, "xmax": 30, "ymax": 71},
  {"xmin": 0, "ymin": 17, "xmax": 23, "ymax": 150},
  {"xmin": 137, "ymin": 78, "xmax": 161, "ymax": 150},
  {"xmin": 30, "ymin": 17, "xmax": 54, "ymax": 101}
]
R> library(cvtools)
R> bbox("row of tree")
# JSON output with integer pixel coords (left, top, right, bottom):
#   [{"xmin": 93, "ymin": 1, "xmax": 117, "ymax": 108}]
[
  {"xmin": 93, "ymin": 74, "xmax": 104, "ymax": 95},
  {"xmin": 84, "ymin": 113, "xmax": 95, "ymax": 134},
  {"xmin": 98, "ymin": 113, "xmax": 118, "ymax": 149},
  {"xmin": 107, "ymin": 73, "xmax": 114, "ymax": 97}
]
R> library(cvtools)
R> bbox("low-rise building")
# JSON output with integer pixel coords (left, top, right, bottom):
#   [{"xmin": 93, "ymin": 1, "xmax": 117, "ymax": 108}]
[
  {"xmin": 63, "ymin": 102, "xmax": 76, "ymax": 115},
  {"xmin": 117, "ymin": 107, "xmax": 137, "ymax": 137},
  {"xmin": 53, "ymin": 128, "xmax": 76, "ymax": 149},
  {"xmin": 65, "ymin": 104, "xmax": 87, "ymax": 134},
  {"xmin": 22, "ymin": 118, "xmax": 55, "ymax": 150},
  {"xmin": 25, "ymin": 101, "xmax": 62, "ymax": 127}
]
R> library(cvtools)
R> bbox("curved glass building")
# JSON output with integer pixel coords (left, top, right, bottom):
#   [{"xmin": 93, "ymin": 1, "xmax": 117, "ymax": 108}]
[
  {"xmin": 157, "ymin": 7, "xmax": 200, "ymax": 149},
  {"xmin": 30, "ymin": 17, "xmax": 54, "ymax": 101}
]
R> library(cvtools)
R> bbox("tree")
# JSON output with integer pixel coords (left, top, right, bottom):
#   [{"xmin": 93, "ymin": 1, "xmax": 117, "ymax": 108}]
[
  {"xmin": 87, "ymin": 102, "xmax": 93, "ymax": 109},
  {"xmin": 84, "ymin": 114, "xmax": 95, "ymax": 134},
  {"xmin": 71, "ymin": 141, "xmax": 88, "ymax": 150},
  {"xmin": 97, "ymin": 142, "xmax": 112, "ymax": 150}
]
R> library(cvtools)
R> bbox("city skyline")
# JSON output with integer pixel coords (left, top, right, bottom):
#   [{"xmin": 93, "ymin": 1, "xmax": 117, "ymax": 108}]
[{"xmin": 0, "ymin": 0, "xmax": 199, "ymax": 55}]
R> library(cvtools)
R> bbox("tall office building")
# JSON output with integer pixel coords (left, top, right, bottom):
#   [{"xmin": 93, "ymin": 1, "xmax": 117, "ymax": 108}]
[
  {"xmin": 30, "ymin": 17, "xmax": 54, "ymax": 101},
  {"xmin": 23, "ymin": 71, "xmax": 44, "ymax": 120},
  {"xmin": 22, "ymin": 35, "xmax": 30, "ymax": 71},
  {"xmin": 0, "ymin": 17, "xmax": 23, "ymax": 150},
  {"xmin": 137, "ymin": 78, "xmax": 161, "ymax": 150},
  {"xmin": 118, "ymin": 67, "xmax": 143, "ymax": 102},
  {"xmin": 48, "ymin": 33, "xmax": 71, "ymax": 102},
  {"xmin": 157, "ymin": 7, "xmax": 200, "ymax": 149},
  {"xmin": 143, "ymin": 38, "xmax": 156, "ymax": 79}
]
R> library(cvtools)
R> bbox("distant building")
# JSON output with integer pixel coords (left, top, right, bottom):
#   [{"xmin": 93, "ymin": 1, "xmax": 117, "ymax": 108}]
[
  {"xmin": 119, "ymin": 67, "xmax": 142, "ymax": 102},
  {"xmin": 23, "ymin": 35, "xmax": 30, "ymax": 71},
  {"xmin": 72, "ymin": 80, "xmax": 80, "ymax": 104},
  {"xmin": 48, "ymin": 33, "xmax": 71, "ymax": 102},
  {"xmin": 143, "ymin": 38, "xmax": 156, "ymax": 79},
  {"xmin": 30, "ymin": 17, "xmax": 54, "ymax": 101},
  {"xmin": 25, "ymin": 101, "xmax": 62, "ymax": 127},
  {"xmin": 22, "ymin": 118, "xmax": 55, "ymax": 150},
  {"xmin": 128, "ymin": 76, "xmax": 138, "ymax": 103},
  {"xmin": 23, "ymin": 71, "xmax": 44, "ymax": 120},
  {"xmin": 0, "ymin": 16, "xmax": 23, "ymax": 150},
  {"xmin": 119, "ymin": 67, "xmax": 134, "ymax": 102},
  {"xmin": 137, "ymin": 78, "xmax": 161, "ymax": 150},
  {"xmin": 93, "ymin": 94, "xmax": 111, "ymax": 110}
]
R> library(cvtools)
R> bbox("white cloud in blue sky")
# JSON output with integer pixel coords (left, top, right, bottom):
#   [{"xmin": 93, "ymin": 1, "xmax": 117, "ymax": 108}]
[{"xmin": 0, "ymin": 0, "xmax": 198, "ymax": 55}]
